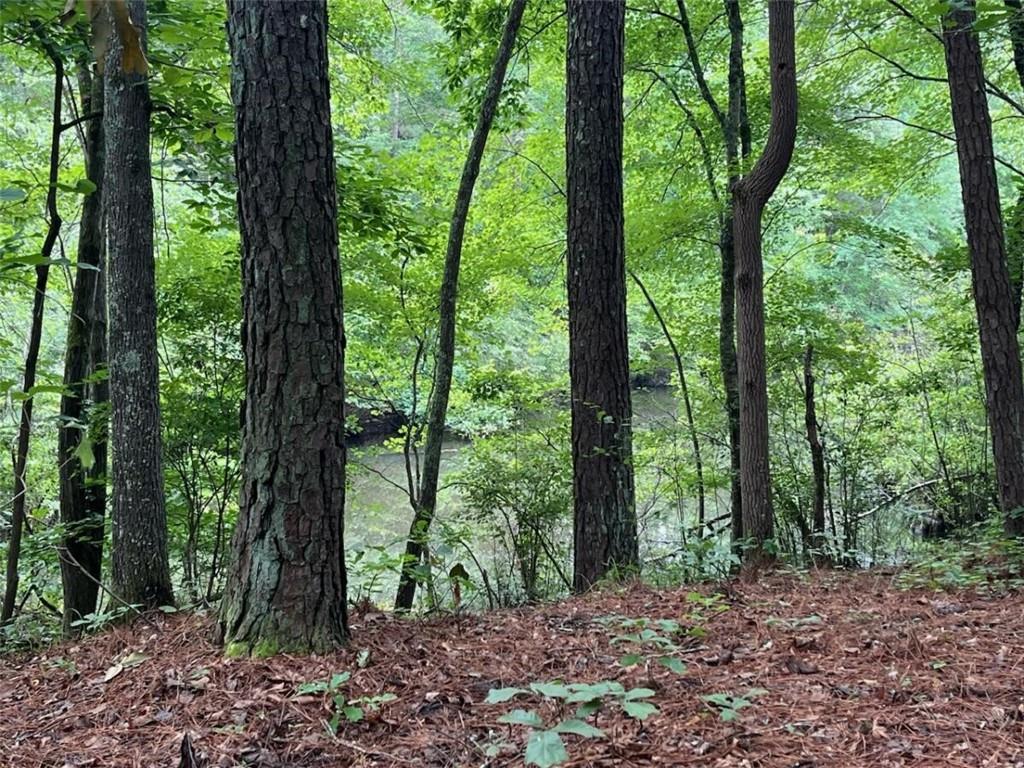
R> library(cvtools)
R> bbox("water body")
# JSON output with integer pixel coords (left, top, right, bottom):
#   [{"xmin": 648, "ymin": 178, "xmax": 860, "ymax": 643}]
[{"xmin": 343, "ymin": 388, "xmax": 692, "ymax": 602}]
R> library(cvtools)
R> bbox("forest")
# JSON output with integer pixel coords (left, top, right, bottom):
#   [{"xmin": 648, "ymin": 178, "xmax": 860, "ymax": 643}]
[{"xmin": 2, "ymin": 0, "xmax": 1024, "ymax": 765}]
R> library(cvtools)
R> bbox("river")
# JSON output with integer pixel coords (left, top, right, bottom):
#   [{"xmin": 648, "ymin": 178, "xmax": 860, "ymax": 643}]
[{"xmin": 343, "ymin": 388, "xmax": 706, "ymax": 604}]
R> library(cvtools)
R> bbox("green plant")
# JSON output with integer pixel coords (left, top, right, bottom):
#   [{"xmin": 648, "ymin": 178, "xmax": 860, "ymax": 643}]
[
  {"xmin": 701, "ymin": 688, "xmax": 768, "ymax": 722},
  {"xmin": 682, "ymin": 591, "xmax": 730, "ymax": 637},
  {"xmin": 593, "ymin": 616, "xmax": 687, "ymax": 674},
  {"xmin": 69, "ymin": 603, "xmax": 142, "ymax": 633},
  {"xmin": 295, "ymin": 672, "xmax": 396, "ymax": 734},
  {"xmin": 486, "ymin": 680, "xmax": 658, "ymax": 767},
  {"xmin": 896, "ymin": 522, "xmax": 1024, "ymax": 592}
]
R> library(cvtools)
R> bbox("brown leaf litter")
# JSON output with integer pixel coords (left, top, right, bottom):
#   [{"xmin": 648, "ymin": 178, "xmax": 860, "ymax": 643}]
[{"xmin": 1, "ymin": 572, "xmax": 1022, "ymax": 767}]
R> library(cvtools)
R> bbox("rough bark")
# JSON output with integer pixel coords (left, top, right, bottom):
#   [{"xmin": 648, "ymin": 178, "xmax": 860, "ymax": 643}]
[
  {"xmin": 1, "ymin": 30, "xmax": 64, "ymax": 625},
  {"xmin": 219, "ymin": 0, "xmax": 349, "ymax": 653},
  {"xmin": 630, "ymin": 271, "xmax": 706, "ymax": 533},
  {"xmin": 567, "ymin": 0, "xmax": 638, "ymax": 592},
  {"xmin": 1004, "ymin": 0, "xmax": 1024, "ymax": 327},
  {"xmin": 394, "ymin": 0, "xmax": 527, "ymax": 612},
  {"xmin": 733, "ymin": 0, "xmax": 797, "ymax": 565},
  {"xmin": 59, "ymin": 60, "xmax": 107, "ymax": 634},
  {"xmin": 104, "ymin": 0, "xmax": 173, "ymax": 609},
  {"xmin": 723, "ymin": 0, "xmax": 751, "ymax": 547},
  {"xmin": 803, "ymin": 345, "xmax": 828, "ymax": 565},
  {"xmin": 943, "ymin": 3, "xmax": 1024, "ymax": 537}
]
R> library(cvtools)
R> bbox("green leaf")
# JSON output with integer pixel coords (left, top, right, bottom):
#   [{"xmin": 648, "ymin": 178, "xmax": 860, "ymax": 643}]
[
  {"xmin": 552, "ymin": 718, "xmax": 605, "ymax": 738},
  {"xmin": 574, "ymin": 699, "xmax": 602, "ymax": 718},
  {"xmin": 624, "ymin": 687, "xmax": 656, "ymax": 700},
  {"xmin": 485, "ymin": 687, "xmax": 526, "ymax": 704},
  {"xmin": 619, "ymin": 653, "xmax": 643, "ymax": 667},
  {"xmin": 530, "ymin": 682, "xmax": 571, "ymax": 699},
  {"xmin": 565, "ymin": 681, "xmax": 622, "ymax": 702},
  {"xmin": 342, "ymin": 705, "xmax": 364, "ymax": 722},
  {"xmin": 524, "ymin": 730, "xmax": 569, "ymax": 768},
  {"xmin": 702, "ymin": 693, "xmax": 735, "ymax": 708},
  {"xmin": 622, "ymin": 700, "xmax": 658, "ymax": 720},
  {"xmin": 657, "ymin": 657, "xmax": 686, "ymax": 674},
  {"xmin": 214, "ymin": 123, "xmax": 234, "ymax": 142},
  {"xmin": 329, "ymin": 672, "xmax": 351, "ymax": 689},
  {"xmin": 357, "ymin": 649, "xmax": 371, "ymax": 668},
  {"xmin": 73, "ymin": 434, "xmax": 95, "ymax": 471},
  {"xmin": 75, "ymin": 179, "xmax": 97, "ymax": 195},
  {"xmin": 497, "ymin": 708, "xmax": 543, "ymax": 727}
]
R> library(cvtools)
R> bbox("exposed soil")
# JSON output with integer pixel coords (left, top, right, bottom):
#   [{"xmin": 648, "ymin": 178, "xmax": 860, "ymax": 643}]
[{"xmin": 1, "ymin": 572, "xmax": 1023, "ymax": 767}]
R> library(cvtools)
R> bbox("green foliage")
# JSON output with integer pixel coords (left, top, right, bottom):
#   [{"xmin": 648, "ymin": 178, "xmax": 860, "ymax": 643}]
[
  {"xmin": 69, "ymin": 604, "xmax": 141, "ymax": 633},
  {"xmin": 295, "ymin": 671, "xmax": 397, "ymax": 734},
  {"xmin": 897, "ymin": 520, "xmax": 1024, "ymax": 591},
  {"xmin": 4, "ymin": 0, "xmax": 1024, "ymax": 641},
  {"xmin": 453, "ymin": 419, "xmax": 572, "ymax": 605},
  {"xmin": 701, "ymin": 689, "xmax": 769, "ymax": 722},
  {"xmin": 486, "ymin": 679, "xmax": 658, "ymax": 767}
]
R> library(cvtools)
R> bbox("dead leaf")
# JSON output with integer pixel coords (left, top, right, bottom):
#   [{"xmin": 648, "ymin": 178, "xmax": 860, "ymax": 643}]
[{"xmin": 103, "ymin": 663, "xmax": 123, "ymax": 682}]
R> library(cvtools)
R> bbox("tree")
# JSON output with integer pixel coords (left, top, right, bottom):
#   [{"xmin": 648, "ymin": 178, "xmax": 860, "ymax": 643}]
[
  {"xmin": 1, "ymin": 26, "xmax": 65, "ymax": 625},
  {"xmin": 1003, "ymin": 0, "xmax": 1024, "ymax": 327},
  {"xmin": 393, "ymin": 0, "xmax": 528, "ymax": 612},
  {"xmin": 58, "ymin": 56, "xmax": 108, "ymax": 633},
  {"xmin": 104, "ymin": 0, "xmax": 174, "ymax": 609},
  {"xmin": 802, "ymin": 345, "xmax": 827, "ymax": 565},
  {"xmin": 733, "ymin": 0, "xmax": 797, "ymax": 565},
  {"xmin": 943, "ymin": 1, "xmax": 1024, "ymax": 537},
  {"xmin": 659, "ymin": 0, "xmax": 751, "ymax": 547},
  {"xmin": 218, "ymin": 0, "xmax": 349, "ymax": 653},
  {"xmin": 722, "ymin": 0, "xmax": 752, "ymax": 546},
  {"xmin": 566, "ymin": 0, "xmax": 637, "ymax": 591}
]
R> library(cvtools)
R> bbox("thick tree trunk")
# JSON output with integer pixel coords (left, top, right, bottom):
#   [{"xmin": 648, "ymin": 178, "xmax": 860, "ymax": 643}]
[
  {"xmin": 219, "ymin": 0, "xmax": 349, "ymax": 653},
  {"xmin": 104, "ymin": 0, "xmax": 173, "ymax": 609},
  {"xmin": 394, "ymin": 0, "xmax": 527, "ymax": 612},
  {"xmin": 567, "ymin": 0, "xmax": 638, "ymax": 592},
  {"xmin": 943, "ymin": 3, "xmax": 1024, "ymax": 537},
  {"xmin": 1, "ymin": 34, "xmax": 63, "ymax": 625},
  {"xmin": 803, "ymin": 345, "xmax": 828, "ymax": 565},
  {"xmin": 59, "ymin": 61, "xmax": 107, "ymax": 634},
  {"xmin": 733, "ymin": 0, "xmax": 797, "ymax": 566}
]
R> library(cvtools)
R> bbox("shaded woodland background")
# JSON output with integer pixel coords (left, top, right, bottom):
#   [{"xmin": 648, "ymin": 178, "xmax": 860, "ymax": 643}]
[{"xmin": 2, "ymin": 0, "xmax": 1024, "ymax": 648}]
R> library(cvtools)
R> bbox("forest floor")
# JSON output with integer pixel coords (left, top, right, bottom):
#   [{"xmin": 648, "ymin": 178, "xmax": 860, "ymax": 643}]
[{"xmin": 1, "ymin": 572, "xmax": 1023, "ymax": 768}]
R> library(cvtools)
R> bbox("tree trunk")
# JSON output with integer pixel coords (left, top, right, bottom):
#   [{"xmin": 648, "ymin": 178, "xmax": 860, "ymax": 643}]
[
  {"xmin": 629, "ymin": 271, "xmax": 706, "ymax": 533},
  {"xmin": 722, "ymin": 0, "xmax": 750, "ymax": 548},
  {"xmin": 802, "ymin": 345, "xmax": 828, "ymax": 566},
  {"xmin": 943, "ymin": 2, "xmax": 1024, "ymax": 537},
  {"xmin": 1, "ymin": 31, "xmax": 64, "ymax": 625},
  {"xmin": 104, "ymin": 0, "xmax": 174, "ymax": 609},
  {"xmin": 672, "ymin": 0, "xmax": 749, "ymax": 550},
  {"xmin": 394, "ymin": 0, "xmax": 527, "ymax": 612},
  {"xmin": 59, "ymin": 60, "xmax": 107, "ymax": 634},
  {"xmin": 567, "ymin": 0, "xmax": 638, "ymax": 592},
  {"xmin": 1004, "ymin": 0, "xmax": 1024, "ymax": 327},
  {"xmin": 733, "ymin": 0, "xmax": 797, "ymax": 566},
  {"xmin": 218, "ymin": 0, "xmax": 349, "ymax": 654}
]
